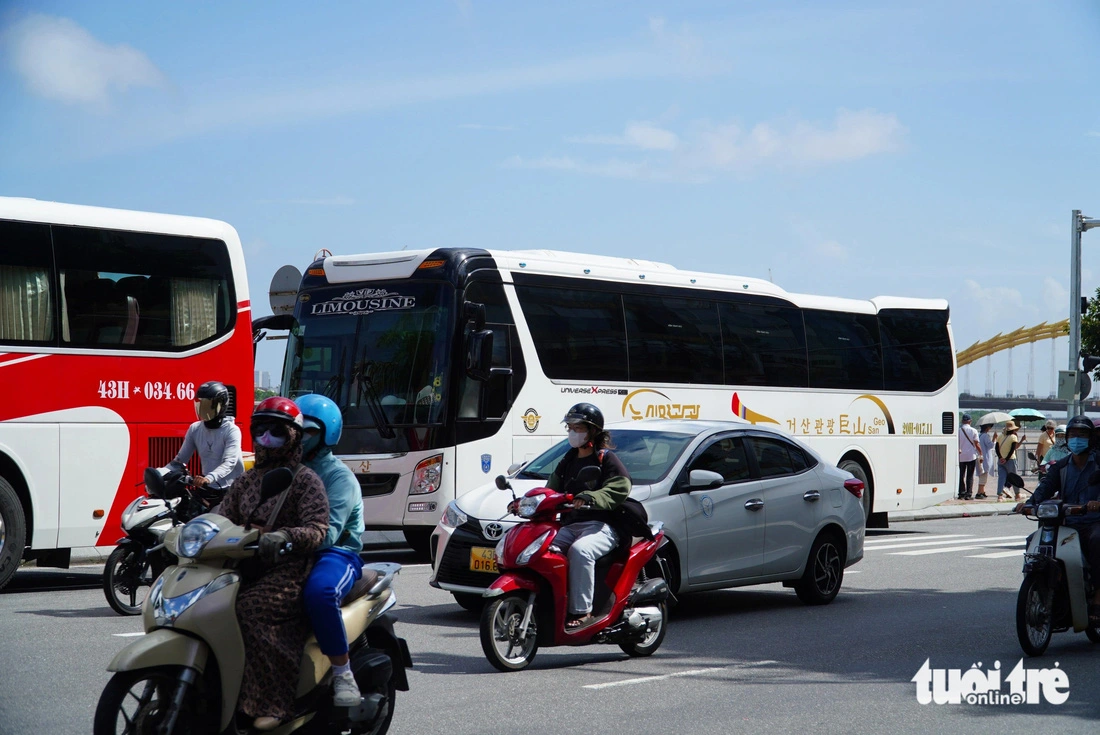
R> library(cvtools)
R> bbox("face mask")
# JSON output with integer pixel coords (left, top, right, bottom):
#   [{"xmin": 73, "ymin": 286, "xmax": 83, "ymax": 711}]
[
  {"xmin": 1069, "ymin": 437, "xmax": 1089, "ymax": 455},
  {"xmin": 567, "ymin": 430, "xmax": 588, "ymax": 448},
  {"xmin": 255, "ymin": 431, "xmax": 287, "ymax": 449}
]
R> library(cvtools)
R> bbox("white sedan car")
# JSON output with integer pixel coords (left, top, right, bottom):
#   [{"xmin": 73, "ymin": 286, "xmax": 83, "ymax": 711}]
[{"xmin": 428, "ymin": 419, "xmax": 865, "ymax": 611}]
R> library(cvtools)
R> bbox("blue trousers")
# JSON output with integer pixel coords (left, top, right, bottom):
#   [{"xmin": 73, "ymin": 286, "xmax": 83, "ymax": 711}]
[{"xmin": 303, "ymin": 548, "xmax": 363, "ymax": 656}]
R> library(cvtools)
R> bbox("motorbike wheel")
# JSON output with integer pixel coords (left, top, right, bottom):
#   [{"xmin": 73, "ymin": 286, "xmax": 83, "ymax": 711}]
[
  {"xmin": 93, "ymin": 666, "xmax": 207, "ymax": 735},
  {"xmin": 1086, "ymin": 626, "xmax": 1100, "ymax": 644},
  {"xmin": 618, "ymin": 601, "xmax": 668, "ymax": 657},
  {"xmin": 103, "ymin": 546, "xmax": 155, "ymax": 616},
  {"xmin": 480, "ymin": 593, "xmax": 538, "ymax": 672},
  {"xmin": 1016, "ymin": 571, "xmax": 1054, "ymax": 656}
]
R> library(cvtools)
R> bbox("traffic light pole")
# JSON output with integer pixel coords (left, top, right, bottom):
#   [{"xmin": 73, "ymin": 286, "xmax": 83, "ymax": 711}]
[{"xmin": 1070, "ymin": 210, "xmax": 1100, "ymax": 416}]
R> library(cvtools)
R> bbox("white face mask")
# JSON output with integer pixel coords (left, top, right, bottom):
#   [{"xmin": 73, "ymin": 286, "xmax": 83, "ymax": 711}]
[{"xmin": 567, "ymin": 430, "xmax": 588, "ymax": 448}]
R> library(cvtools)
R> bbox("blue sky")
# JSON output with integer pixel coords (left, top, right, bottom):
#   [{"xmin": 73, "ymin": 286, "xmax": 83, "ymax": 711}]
[{"xmin": 2, "ymin": 1, "xmax": 1099, "ymax": 397}]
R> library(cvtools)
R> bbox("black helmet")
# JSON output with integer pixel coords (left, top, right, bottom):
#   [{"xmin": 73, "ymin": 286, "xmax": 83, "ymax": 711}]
[
  {"xmin": 1066, "ymin": 415, "xmax": 1094, "ymax": 434},
  {"xmin": 563, "ymin": 402, "xmax": 604, "ymax": 431},
  {"xmin": 195, "ymin": 381, "xmax": 229, "ymax": 426}
]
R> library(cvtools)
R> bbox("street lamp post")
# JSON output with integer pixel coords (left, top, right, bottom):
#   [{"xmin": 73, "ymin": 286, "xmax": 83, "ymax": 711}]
[{"xmin": 1069, "ymin": 210, "xmax": 1100, "ymax": 416}]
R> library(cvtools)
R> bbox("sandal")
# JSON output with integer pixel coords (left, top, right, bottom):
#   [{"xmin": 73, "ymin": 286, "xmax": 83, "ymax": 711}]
[{"xmin": 566, "ymin": 614, "xmax": 595, "ymax": 630}]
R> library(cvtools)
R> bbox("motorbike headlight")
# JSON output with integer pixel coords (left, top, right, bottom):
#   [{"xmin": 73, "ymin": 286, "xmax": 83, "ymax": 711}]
[
  {"xmin": 494, "ymin": 536, "xmax": 507, "ymax": 565},
  {"xmin": 178, "ymin": 519, "xmax": 220, "ymax": 558},
  {"xmin": 516, "ymin": 530, "xmax": 551, "ymax": 566},
  {"xmin": 151, "ymin": 573, "xmax": 239, "ymax": 627},
  {"xmin": 517, "ymin": 495, "xmax": 543, "ymax": 518},
  {"xmin": 1037, "ymin": 503, "xmax": 1060, "ymax": 519},
  {"xmin": 441, "ymin": 501, "xmax": 467, "ymax": 529},
  {"xmin": 411, "ymin": 454, "xmax": 443, "ymax": 495},
  {"xmin": 121, "ymin": 496, "xmax": 145, "ymax": 526}
]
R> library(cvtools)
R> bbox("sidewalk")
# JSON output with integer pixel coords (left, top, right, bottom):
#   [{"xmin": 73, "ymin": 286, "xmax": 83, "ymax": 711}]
[{"xmin": 889, "ymin": 471, "xmax": 1038, "ymax": 522}]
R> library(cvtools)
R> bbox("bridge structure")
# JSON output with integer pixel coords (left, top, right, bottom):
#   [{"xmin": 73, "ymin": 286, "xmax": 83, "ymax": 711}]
[{"xmin": 955, "ymin": 319, "xmax": 1071, "ymax": 400}]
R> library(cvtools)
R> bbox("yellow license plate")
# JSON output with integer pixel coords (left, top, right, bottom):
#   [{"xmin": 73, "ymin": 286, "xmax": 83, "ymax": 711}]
[{"xmin": 469, "ymin": 546, "xmax": 499, "ymax": 574}]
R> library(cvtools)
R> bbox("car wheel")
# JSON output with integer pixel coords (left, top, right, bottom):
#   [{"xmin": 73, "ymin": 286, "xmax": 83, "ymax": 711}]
[
  {"xmin": 794, "ymin": 532, "xmax": 845, "ymax": 605},
  {"xmin": 402, "ymin": 528, "xmax": 433, "ymax": 560},
  {"xmin": 838, "ymin": 459, "xmax": 872, "ymax": 523},
  {"xmin": 453, "ymin": 592, "xmax": 484, "ymax": 613},
  {"xmin": 0, "ymin": 477, "xmax": 26, "ymax": 592}
]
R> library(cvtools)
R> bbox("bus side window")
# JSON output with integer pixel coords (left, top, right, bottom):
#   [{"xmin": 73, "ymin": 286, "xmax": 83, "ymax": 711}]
[
  {"xmin": 879, "ymin": 309, "xmax": 952, "ymax": 392},
  {"xmin": 0, "ymin": 221, "xmax": 55, "ymax": 344},
  {"xmin": 803, "ymin": 309, "xmax": 883, "ymax": 391}
]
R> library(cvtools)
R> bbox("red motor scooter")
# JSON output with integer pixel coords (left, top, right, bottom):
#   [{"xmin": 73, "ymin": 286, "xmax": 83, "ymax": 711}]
[{"xmin": 478, "ymin": 468, "xmax": 671, "ymax": 672}]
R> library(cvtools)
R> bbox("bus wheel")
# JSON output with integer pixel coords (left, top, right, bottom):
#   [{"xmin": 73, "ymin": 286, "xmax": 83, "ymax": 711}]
[
  {"xmin": 0, "ymin": 477, "xmax": 26, "ymax": 591},
  {"xmin": 403, "ymin": 528, "xmax": 433, "ymax": 560},
  {"xmin": 838, "ymin": 459, "xmax": 873, "ymax": 524}
]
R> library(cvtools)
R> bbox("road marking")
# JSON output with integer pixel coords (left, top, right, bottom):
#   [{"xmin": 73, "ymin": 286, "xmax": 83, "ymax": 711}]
[
  {"xmin": 892, "ymin": 541, "xmax": 1025, "ymax": 556},
  {"xmin": 865, "ymin": 535, "xmax": 1023, "ymax": 552},
  {"xmin": 584, "ymin": 660, "xmax": 778, "ymax": 690},
  {"xmin": 113, "ymin": 632, "xmax": 145, "ymax": 637},
  {"xmin": 966, "ymin": 550, "xmax": 1024, "ymax": 559},
  {"xmin": 863, "ymin": 534, "xmax": 968, "ymax": 545}
]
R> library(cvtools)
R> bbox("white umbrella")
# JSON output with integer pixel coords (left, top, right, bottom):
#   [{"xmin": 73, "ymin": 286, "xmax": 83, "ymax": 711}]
[{"xmin": 977, "ymin": 411, "xmax": 1012, "ymax": 425}]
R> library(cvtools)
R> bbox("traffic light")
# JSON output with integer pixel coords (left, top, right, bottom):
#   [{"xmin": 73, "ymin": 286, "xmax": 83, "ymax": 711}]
[
  {"xmin": 1084, "ymin": 296, "xmax": 1091, "ymax": 315},
  {"xmin": 1079, "ymin": 353, "xmax": 1100, "ymax": 398}
]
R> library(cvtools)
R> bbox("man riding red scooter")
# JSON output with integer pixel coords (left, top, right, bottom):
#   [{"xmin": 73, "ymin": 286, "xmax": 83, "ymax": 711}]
[{"xmin": 478, "ymin": 404, "xmax": 672, "ymax": 672}]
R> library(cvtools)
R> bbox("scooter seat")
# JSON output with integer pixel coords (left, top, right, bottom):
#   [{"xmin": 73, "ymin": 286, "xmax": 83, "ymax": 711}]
[{"xmin": 341, "ymin": 567, "xmax": 380, "ymax": 607}]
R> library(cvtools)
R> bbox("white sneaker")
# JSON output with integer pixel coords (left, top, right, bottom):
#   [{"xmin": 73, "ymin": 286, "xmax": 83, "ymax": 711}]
[{"xmin": 333, "ymin": 670, "xmax": 362, "ymax": 707}]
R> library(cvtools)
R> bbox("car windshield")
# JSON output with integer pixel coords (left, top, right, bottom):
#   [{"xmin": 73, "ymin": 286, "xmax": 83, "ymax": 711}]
[
  {"xmin": 283, "ymin": 281, "xmax": 454, "ymax": 441},
  {"xmin": 518, "ymin": 430, "xmax": 695, "ymax": 485}
]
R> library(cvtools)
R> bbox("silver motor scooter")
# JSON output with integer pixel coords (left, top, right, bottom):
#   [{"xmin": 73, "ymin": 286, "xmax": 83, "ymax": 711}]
[{"xmin": 94, "ymin": 467, "xmax": 412, "ymax": 735}]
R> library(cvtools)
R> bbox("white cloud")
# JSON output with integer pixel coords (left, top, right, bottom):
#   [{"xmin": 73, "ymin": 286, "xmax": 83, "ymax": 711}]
[
  {"xmin": 567, "ymin": 121, "xmax": 680, "ymax": 151},
  {"xmin": 515, "ymin": 109, "xmax": 905, "ymax": 182},
  {"xmin": 814, "ymin": 240, "xmax": 848, "ymax": 260},
  {"xmin": 258, "ymin": 196, "xmax": 355, "ymax": 206},
  {"xmin": 3, "ymin": 14, "xmax": 165, "ymax": 106},
  {"xmin": 1087, "ymin": 131, "xmax": 1100, "ymax": 138},
  {"xmin": 1042, "ymin": 277, "xmax": 1068, "ymax": 317},
  {"xmin": 962, "ymin": 279, "xmax": 1026, "ymax": 327}
]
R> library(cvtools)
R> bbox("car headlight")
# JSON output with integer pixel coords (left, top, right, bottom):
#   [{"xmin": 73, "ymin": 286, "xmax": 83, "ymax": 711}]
[
  {"xmin": 178, "ymin": 519, "xmax": 220, "ymax": 558},
  {"xmin": 1036, "ymin": 503, "xmax": 1060, "ymax": 519},
  {"xmin": 411, "ymin": 454, "xmax": 443, "ymax": 495},
  {"xmin": 516, "ymin": 530, "xmax": 551, "ymax": 566},
  {"xmin": 517, "ymin": 495, "xmax": 543, "ymax": 518},
  {"xmin": 441, "ymin": 501, "xmax": 467, "ymax": 528},
  {"xmin": 151, "ymin": 573, "xmax": 239, "ymax": 627}
]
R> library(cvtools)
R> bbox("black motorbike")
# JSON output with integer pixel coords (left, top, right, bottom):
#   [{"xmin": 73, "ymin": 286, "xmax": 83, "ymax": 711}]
[{"xmin": 102, "ymin": 467, "xmax": 217, "ymax": 615}]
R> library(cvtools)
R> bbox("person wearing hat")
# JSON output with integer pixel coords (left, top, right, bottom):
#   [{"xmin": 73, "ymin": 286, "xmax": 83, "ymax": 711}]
[
  {"xmin": 975, "ymin": 423, "xmax": 996, "ymax": 498},
  {"xmin": 1036, "ymin": 420, "xmax": 1057, "ymax": 463},
  {"xmin": 1039, "ymin": 424, "xmax": 1069, "ymax": 473},
  {"xmin": 958, "ymin": 413, "xmax": 981, "ymax": 500},
  {"xmin": 997, "ymin": 419, "xmax": 1022, "ymax": 501}
]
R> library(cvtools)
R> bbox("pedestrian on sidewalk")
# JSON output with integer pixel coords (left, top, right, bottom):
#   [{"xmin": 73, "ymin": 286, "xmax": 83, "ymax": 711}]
[
  {"xmin": 997, "ymin": 420, "xmax": 1022, "ymax": 501},
  {"xmin": 958, "ymin": 414, "xmax": 981, "ymax": 500},
  {"xmin": 1036, "ymin": 420, "xmax": 1056, "ymax": 463},
  {"xmin": 975, "ymin": 423, "xmax": 996, "ymax": 498},
  {"xmin": 1040, "ymin": 424, "xmax": 1069, "ymax": 472}
]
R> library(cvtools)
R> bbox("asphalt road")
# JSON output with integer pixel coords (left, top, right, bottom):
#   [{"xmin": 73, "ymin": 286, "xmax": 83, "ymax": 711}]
[{"xmin": 2, "ymin": 514, "xmax": 1099, "ymax": 734}]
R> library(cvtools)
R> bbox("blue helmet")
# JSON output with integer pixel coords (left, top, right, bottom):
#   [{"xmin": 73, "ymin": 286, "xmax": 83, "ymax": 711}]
[{"xmin": 294, "ymin": 393, "xmax": 343, "ymax": 447}]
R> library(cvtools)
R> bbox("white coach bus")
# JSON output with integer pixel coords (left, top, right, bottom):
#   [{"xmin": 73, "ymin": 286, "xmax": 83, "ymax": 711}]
[{"xmin": 274, "ymin": 248, "xmax": 957, "ymax": 551}]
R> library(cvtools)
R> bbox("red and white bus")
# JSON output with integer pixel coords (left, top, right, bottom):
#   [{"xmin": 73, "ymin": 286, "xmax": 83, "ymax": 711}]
[{"xmin": 0, "ymin": 197, "xmax": 254, "ymax": 589}]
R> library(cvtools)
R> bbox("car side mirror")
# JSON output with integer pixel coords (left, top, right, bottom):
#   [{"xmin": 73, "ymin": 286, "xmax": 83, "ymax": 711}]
[
  {"xmin": 507, "ymin": 463, "xmax": 523, "ymax": 475},
  {"xmin": 260, "ymin": 467, "xmax": 294, "ymax": 500},
  {"xmin": 576, "ymin": 465, "xmax": 601, "ymax": 491},
  {"xmin": 689, "ymin": 469, "xmax": 724, "ymax": 490}
]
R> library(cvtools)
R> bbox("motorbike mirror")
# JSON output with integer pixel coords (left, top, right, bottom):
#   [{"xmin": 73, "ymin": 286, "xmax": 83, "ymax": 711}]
[
  {"xmin": 495, "ymin": 475, "xmax": 511, "ymax": 491},
  {"xmin": 1004, "ymin": 472, "xmax": 1025, "ymax": 490},
  {"xmin": 144, "ymin": 467, "xmax": 167, "ymax": 498},
  {"xmin": 576, "ymin": 465, "xmax": 601, "ymax": 490},
  {"xmin": 260, "ymin": 467, "xmax": 294, "ymax": 500}
]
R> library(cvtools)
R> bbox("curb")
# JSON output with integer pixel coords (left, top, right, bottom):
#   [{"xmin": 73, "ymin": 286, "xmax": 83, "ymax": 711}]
[{"xmin": 890, "ymin": 504, "xmax": 1018, "ymax": 522}]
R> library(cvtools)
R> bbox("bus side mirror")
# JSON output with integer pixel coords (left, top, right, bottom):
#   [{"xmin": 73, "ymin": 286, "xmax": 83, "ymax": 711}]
[
  {"xmin": 465, "ymin": 328, "xmax": 494, "ymax": 382},
  {"xmin": 463, "ymin": 301, "xmax": 486, "ymax": 330}
]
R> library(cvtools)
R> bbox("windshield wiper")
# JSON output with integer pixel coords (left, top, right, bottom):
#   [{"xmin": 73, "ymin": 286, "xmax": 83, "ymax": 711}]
[
  {"xmin": 353, "ymin": 361, "xmax": 396, "ymax": 440},
  {"xmin": 516, "ymin": 470, "xmax": 547, "ymax": 480}
]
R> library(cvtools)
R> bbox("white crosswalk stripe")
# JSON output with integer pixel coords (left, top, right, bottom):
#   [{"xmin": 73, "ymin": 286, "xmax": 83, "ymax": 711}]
[
  {"xmin": 863, "ymin": 534, "xmax": 1027, "ymax": 558},
  {"xmin": 864, "ymin": 534, "xmax": 968, "ymax": 545}
]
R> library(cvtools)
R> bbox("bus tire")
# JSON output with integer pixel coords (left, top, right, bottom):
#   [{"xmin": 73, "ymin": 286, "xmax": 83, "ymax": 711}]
[
  {"xmin": 403, "ymin": 528, "xmax": 433, "ymax": 559},
  {"xmin": 838, "ymin": 458, "xmax": 874, "ymax": 525},
  {"xmin": 0, "ymin": 476, "xmax": 27, "ymax": 591}
]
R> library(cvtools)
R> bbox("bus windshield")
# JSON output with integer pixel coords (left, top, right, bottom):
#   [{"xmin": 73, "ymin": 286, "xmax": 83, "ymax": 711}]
[{"xmin": 283, "ymin": 281, "xmax": 455, "ymax": 450}]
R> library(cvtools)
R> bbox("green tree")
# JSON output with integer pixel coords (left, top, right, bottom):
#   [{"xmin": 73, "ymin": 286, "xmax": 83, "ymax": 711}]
[{"xmin": 1081, "ymin": 286, "xmax": 1100, "ymax": 379}]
